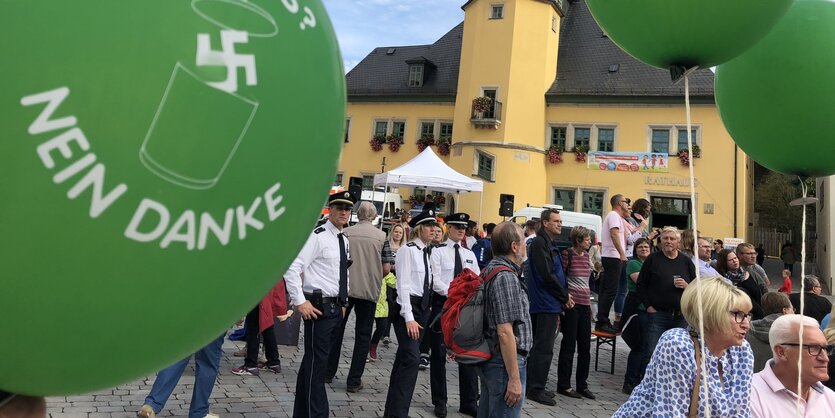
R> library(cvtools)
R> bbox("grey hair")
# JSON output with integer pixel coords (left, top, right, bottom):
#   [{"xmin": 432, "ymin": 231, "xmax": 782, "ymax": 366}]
[
  {"xmin": 803, "ymin": 275, "xmax": 820, "ymax": 290},
  {"xmin": 356, "ymin": 201, "xmax": 377, "ymax": 222},
  {"xmin": 769, "ymin": 314, "xmax": 820, "ymax": 357},
  {"xmin": 660, "ymin": 226, "xmax": 680, "ymax": 238},
  {"xmin": 492, "ymin": 222, "xmax": 523, "ymax": 256}
]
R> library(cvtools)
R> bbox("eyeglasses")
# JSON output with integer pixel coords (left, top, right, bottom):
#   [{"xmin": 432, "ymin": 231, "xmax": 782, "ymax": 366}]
[
  {"xmin": 729, "ymin": 311, "xmax": 752, "ymax": 324},
  {"xmin": 780, "ymin": 343, "xmax": 835, "ymax": 357}
]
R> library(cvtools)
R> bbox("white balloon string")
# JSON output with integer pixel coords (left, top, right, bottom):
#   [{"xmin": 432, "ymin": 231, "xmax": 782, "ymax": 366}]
[
  {"xmin": 686, "ymin": 74, "xmax": 710, "ymax": 417},
  {"xmin": 796, "ymin": 177, "xmax": 808, "ymax": 417}
]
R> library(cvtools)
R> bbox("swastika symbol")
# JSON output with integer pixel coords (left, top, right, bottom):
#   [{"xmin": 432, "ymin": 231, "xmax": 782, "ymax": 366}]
[{"xmin": 196, "ymin": 30, "xmax": 257, "ymax": 93}]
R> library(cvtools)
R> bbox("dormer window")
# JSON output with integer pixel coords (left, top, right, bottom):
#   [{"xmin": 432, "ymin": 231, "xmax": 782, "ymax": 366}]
[
  {"xmin": 409, "ymin": 64, "xmax": 424, "ymax": 87},
  {"xmin": 405, "ymin": 57, "xmax": 436, "ymax": 88}
]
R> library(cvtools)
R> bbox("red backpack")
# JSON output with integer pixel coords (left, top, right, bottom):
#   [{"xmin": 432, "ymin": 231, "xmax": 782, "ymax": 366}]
[{"xmin": 441, "ymin": 266, "xmax": 512, "ymax": 365}]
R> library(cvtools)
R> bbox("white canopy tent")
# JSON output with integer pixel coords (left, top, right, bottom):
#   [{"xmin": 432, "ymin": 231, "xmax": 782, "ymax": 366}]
[{"xmin": 373, "ymin": 147, "xmax": 484, "ymax": 224}]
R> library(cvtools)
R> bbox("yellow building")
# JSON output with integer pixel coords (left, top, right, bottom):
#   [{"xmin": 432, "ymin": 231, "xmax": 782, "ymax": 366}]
[{"xmin": 339, "ymin": 0, "xmax": 751, "ymax": 239}]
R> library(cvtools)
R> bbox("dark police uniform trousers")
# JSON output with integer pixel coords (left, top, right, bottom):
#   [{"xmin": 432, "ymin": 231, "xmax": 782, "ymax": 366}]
[
  {"xmin": 326, "ymin": 296, "xmax": 376, "ymax": 387},
  {"xmin": 383, "ymin": 296, "xmax": 431, "ymax": 418},
  {"xmin": 426, "ymin": 292, "xmax": 480, "ymax": 412},
  {"xmin": 292, "ymin": 299, "xmax": 343, "ymax": 418}
]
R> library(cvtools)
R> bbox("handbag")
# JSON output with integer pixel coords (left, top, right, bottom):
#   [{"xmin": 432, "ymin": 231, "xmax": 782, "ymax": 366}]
[
  {"xmin": 274, "ymin": 307, "xmax": 302, "ymax": 346},
  {"xmin": 689, "ymin": 335, "xmax": 702, "ymax": 417}
]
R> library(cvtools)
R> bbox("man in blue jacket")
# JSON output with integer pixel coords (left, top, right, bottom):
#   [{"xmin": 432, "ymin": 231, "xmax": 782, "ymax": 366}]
[{"xmin": 525, "ymin": 208, "xmax": 574, "ymax": 406}]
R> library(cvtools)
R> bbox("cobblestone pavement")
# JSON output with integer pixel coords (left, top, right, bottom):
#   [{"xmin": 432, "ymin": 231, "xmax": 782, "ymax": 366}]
[{"xmin": 47, "ymin": 311, "xmax": 631, "ymax": 418}]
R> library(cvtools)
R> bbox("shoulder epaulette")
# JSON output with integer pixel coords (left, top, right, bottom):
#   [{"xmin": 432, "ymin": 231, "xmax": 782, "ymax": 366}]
[
  {"xmin": 314, "ymin": 227, "xmax": 326, "ymax": 234},
  {"xmin": 406, "ymin": 242, "xmax": 418, "ymax": 247},
  {"xmin": 436, "ymin": 244, "xmax": 447, "ymax": 248}
]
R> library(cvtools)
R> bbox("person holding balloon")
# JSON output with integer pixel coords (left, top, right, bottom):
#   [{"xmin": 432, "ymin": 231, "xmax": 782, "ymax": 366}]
[{"xmin": 284, "ymin": 191, "xmax": 356, "ymax": 418}]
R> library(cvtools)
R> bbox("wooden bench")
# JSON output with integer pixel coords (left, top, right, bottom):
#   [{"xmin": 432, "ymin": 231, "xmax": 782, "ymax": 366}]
[{"xmin": 591, "ymin": 330, "xmax": 619, "ymax": 375}]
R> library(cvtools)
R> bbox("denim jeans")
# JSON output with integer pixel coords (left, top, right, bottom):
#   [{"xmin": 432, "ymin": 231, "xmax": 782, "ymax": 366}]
[
  {"xmin": 477, "ymin": 354, "xmax": 527, "ymax": 418},
  {"xmin": 597, "ymin": 257, "xmax": 624, "ymax": 324},
  {"xmin": 623, "ymin": 312, "xmax": 648, "ymax": 386},
  {"xmin": 614, "ymin": 258, "xmax": 631, "ymax": 316},
  {"xmin": 642, "ymin": 310, "xmax": 687, "ymax": 366},
  {"xmin": 144, "ymin": 333, "xmax": 224, "ymax": 418}
]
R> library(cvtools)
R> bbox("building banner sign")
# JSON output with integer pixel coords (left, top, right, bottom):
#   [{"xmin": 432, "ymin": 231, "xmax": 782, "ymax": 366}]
[{"xmin": 588, "ymin": 151, "xmax": 669, "ymax": 173}]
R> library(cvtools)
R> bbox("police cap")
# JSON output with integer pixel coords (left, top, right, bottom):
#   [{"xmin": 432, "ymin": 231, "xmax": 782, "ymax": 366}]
[
  {"xmin": 328, "ymin": 191, "xmax": 356, "ymax": 208},
  {"xmin": 444, "ymin": 213, "xmax": 470, "ymax": 227}
]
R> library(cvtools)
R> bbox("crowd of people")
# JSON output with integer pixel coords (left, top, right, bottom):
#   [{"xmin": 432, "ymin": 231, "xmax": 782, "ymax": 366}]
[
  {"xmin": 8, "ymin": 191, "xmax": 833, "ymax": 418},
  {"xmin": 127, "ymin": 191, "xmax": 833, "ymax": 418}
]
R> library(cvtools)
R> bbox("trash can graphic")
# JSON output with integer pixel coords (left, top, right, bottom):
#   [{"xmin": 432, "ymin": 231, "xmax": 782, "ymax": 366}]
[{"xmin": 139, "ymin": 63, "xmax": 259, "ymax": 190}]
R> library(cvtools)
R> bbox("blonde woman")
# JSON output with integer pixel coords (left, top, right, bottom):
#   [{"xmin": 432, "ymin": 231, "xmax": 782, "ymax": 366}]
[
  {"xmin": 615, "ymin": 277, "xmax": 755, "ymax": 417},
  {"xmin": 370, "ymin": 224, "xmax": 406, "ymax": 352}
]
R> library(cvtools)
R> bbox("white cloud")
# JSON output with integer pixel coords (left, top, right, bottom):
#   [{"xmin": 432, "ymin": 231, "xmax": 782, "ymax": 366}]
[{"xmin": 321, "ymin": 0, "xmax": 464, "ymax": 72}]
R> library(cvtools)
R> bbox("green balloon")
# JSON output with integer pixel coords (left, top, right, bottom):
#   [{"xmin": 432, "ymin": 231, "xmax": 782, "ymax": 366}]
[
  {"xmin": 716, "ymin": 0, "xmax": 835, "ymax": 177},
  {"xmin": 586, "ymin": 0, "xmax": 795, "ymax": 69},
  {"xmin": 0, "ymin": 0, "xmax": 344, "ymax": 395}
]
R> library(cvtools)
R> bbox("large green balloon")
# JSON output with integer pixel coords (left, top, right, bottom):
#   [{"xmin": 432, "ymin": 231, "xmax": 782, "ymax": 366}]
[
  {"xmin": 0, "ymin": 0, "xmax": 344, "ymax": 395},
  {"xmin": 586, "ymin": 0, "xmax": 795, "ymax": 70},
  {"xmin": 716, "ymin": 0, "xmax": 835, "ymax": 177}
]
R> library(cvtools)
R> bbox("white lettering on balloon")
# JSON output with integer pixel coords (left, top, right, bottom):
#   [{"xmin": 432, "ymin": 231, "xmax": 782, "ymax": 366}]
[{"xmin": 21, "ymin": 87, "xmax": 286, "ymax": 250}]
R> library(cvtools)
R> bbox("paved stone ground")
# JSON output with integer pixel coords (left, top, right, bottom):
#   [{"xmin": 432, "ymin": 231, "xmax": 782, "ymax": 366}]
[
  {"xmin": 46, "ymin": 259, "xmax": 825, "ymax": 418},
  {"xmin": 46, "ymin": 314, "xmax": 631, "ymax": 418}
]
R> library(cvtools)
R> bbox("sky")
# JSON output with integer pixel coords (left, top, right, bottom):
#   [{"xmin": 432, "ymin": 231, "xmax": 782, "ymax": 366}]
[{"xmin": 320, "ymin": 0, "xmax": 465, "ymax": 72}]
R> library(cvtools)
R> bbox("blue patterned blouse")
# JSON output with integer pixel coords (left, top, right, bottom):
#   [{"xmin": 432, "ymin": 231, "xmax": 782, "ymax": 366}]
[{"xmin": 614, "ymin": 327, "xmax": 754, "ymax": 417}]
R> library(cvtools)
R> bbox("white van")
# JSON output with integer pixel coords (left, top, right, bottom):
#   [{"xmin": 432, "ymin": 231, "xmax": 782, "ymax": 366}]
[
  {"xmin": 351, "ymin": 191, "xmax": 404, "ymax": 225},
  {"xmin": 510, "ymin": 204, "xmax": 603, "ymax": 247}
]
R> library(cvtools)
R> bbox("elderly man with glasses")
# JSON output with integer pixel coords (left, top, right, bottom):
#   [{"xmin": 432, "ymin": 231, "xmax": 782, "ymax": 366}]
[
  {"xmin": 789, "ymin": 276, "xmax": 833, "ymax": 323},
  {"xmin": 750, "ymin": 314, "xmax": 835, "ymax": 416}
]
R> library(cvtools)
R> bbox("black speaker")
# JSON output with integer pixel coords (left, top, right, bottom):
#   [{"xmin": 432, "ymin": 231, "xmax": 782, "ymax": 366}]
[
  {"xmin": 499, "ymin": 194, "xmax": 515, "ymax": 217},
  {"xmin": 347, "ymin": 177, "xmax": 363, "ymax": 202}
]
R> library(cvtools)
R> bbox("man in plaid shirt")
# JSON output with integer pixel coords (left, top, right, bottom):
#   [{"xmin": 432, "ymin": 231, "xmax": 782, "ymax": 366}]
[{"xmin": 479, "ymin": 222, "xmax": 532, "ymax": 418}]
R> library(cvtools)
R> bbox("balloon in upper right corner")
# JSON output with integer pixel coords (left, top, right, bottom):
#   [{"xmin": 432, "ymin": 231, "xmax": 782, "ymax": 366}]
[
  {"xmin": 715, "ymin": 0, "xmax": 835, "ymax": 177},
  {"xmin": 586, "ymin": 0, "xmax": 796, "ymax": 70}
]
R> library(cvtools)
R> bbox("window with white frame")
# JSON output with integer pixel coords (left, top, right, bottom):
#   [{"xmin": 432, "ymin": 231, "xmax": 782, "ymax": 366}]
[
  {"xmin": 550, "ymin": 126, "xmax": 567, "ymax": 150},
  {"xmin": 361, "ymin": 175, "xmax": 374, "ymax": 190},
  {"xmin": 391, "ymin": 121, "xmax": 406, "ymax": 140},
  {"xmin": 651, "ymin": 128, "xmax": 670, "ymax": 153},
  {"xmin": 439, "ymin": 122, "xmax": 453, "ymax": 140},
  {"xmin": 420, "ymin": 121, "xmax": 434, "ymax": 138},
  {"xmin": 491, "ymin": 4, "xmax": 504, "ymax": 19},
  {"xmin": 597, "ymin": 127, "xmax": 615, "ymax": 152},
  {"xmin": 373, "ymin": 121, "xmax": 388, "ymax": 138},
  {"xmin": 408, "ymin": 64, "xmax": 424, "ymax": 87},
  {"xmin": 574, "ymin": 127, "xmax": 591, "ymax": 150},
  {"xmin": 334, "ymin": 173, "xmax": 343, "ymax": 187},
  {"xmin": 581, "ymin": 190, "xmax": 605, "ymax": 216},
  {"xmin": 553, "ymin": 188, "xmax": 576, "ymax": 211},
  {"xmin": 344, "ymin": 119, "xmax": 351, "ymax": 143},
  {"xmin": 676, "ymin": 127, "xmax": 699, "ymax": 153},
  {"xmin": 476, "ymin": 151, "xmax": 494, "ymax": 181}
]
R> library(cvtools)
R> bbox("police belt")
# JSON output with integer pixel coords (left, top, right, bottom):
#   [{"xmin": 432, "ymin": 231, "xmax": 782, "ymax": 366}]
[{"xmin": 303, "ymin": 293, "xmax": 340, "ymax": 305}]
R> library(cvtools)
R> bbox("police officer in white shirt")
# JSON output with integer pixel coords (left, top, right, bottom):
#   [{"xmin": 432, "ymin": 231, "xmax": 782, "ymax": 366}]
[
  {"xmin": 285, "ymin": 191, "xmax": 355, "ymax": 418},
  {"xmin": 427, "ymin": 213, "xmax": 481, "ymax": 417},
  {"xmin": 384, "ymin": 208, "xmax": 437, "ymax": 418}
]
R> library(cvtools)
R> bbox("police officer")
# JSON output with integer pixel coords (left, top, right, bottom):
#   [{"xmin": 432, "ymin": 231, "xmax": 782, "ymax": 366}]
[
  {"xmin": 284, "ymin": 191, "xmax": 355, "ymax": 418},
  {"xmin": 383, "ymin": 208, "xmax": 437, "ymax": 418},
  {"xmin": 427, "ymin": 213, "xmax": 481, "ymax": 417}
]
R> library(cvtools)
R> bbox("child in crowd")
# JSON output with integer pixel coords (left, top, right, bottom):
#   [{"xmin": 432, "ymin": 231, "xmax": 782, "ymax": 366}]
[{"xmin": 778, "ymin": 269, "xmax": 792, "ymax": 294}]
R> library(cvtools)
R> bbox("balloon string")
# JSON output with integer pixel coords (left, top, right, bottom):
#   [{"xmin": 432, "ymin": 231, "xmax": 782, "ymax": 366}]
[
  {"xmin": 685, "ymin": 74, "xmax": 710, "ymax": 418},
  {"xmin": 796, "ymin": 178, "xmax": 808, "ymax": 417}
]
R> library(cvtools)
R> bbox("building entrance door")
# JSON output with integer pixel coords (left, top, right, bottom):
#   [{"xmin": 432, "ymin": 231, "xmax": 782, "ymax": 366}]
[{"xmin": 650, "ymin": 196, "xmax": 692, "ymax": 230}]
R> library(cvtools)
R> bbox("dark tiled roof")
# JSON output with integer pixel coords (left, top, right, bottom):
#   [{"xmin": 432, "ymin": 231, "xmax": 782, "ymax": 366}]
[
  {"xmin": 346, "ymin": 23, "xmax": 463, "ymax": 99},
  {"xmin": 346, "ymin": 0, "xmax": 715, "ymax": 102},
  {"xmin": 547, "ymin": 0, "xmax": 714, "ymax": 100}
]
